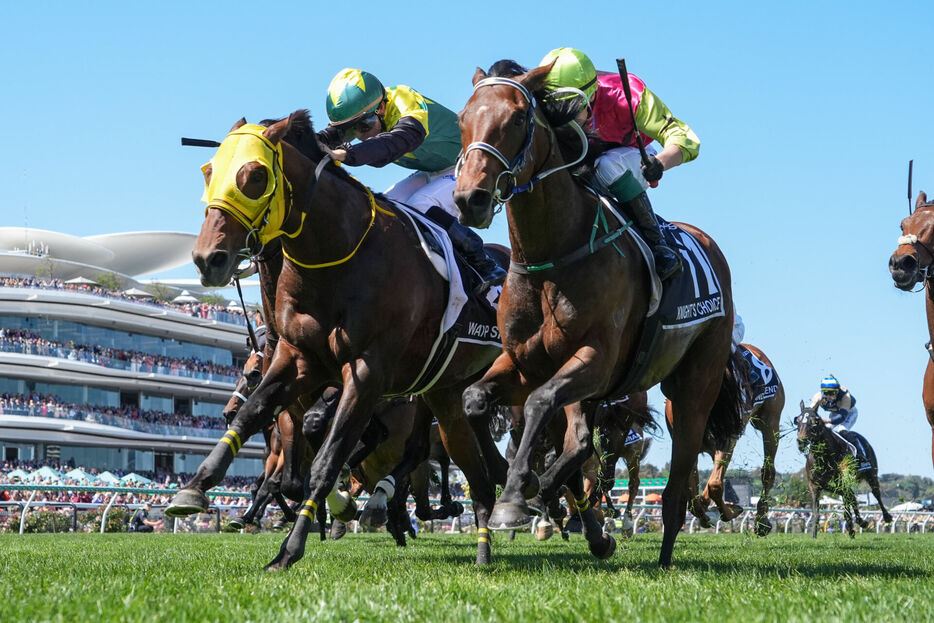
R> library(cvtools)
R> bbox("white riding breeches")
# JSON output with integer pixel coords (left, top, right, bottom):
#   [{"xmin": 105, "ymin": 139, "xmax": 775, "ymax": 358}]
[
  {"xmin": 830, "ymin": 407, "xmax": 858, "ymax": 432},
  {"xmin": 594, "ymin": 145, "xmax": 657, "ymax": 201},
  {"xmin": 384, "ymin": 166, "xmax": 458, "ymax": 219}
]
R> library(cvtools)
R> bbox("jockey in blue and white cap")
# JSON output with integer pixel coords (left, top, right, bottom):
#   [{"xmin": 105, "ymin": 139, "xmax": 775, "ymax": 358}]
[{"xmin": 809, "ymin": 375, "xmax": 860, "ymax": 457}]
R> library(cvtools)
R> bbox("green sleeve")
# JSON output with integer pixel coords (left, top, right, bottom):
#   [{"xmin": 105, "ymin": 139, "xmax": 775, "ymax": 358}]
[{"xmin": 635, "ymin": 87, "xmax": 700, "ymax": 163}]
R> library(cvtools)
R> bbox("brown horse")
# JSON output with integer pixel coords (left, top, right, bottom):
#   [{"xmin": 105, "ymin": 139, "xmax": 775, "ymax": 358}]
[
  {"xmin": 453, "ymin": 64, "xmax": 743, "ymax": 567},
  {"xmin": 889, "ymin": 190, "xmax": 934, "ymax": 469},
  {"xmin": 796, "ymin": 401, "xmax": 893, "ymax": 538},
  {"xmin": 673, "ymin": 343, "xmax": 784, "ymax": 535},
  {"xmin": 168, "ymin": 112, "xmax": 508, "ymax": 570}
]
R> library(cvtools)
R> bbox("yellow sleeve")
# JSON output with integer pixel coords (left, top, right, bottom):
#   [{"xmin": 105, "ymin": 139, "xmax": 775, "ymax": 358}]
[
  {"xmin": 635, "ymin": 87, "xmax": 700, "ymax": 163},
  {"xmin": 383, "ymin": 85, "xmax": 430, "ymax": 134}
]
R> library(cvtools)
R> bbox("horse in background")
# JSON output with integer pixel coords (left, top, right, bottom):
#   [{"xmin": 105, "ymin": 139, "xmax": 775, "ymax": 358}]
[
  {"xmin": 796, "ymin": 401, "xmax": 892, "ymax": 538},
  {"xmin": 454, "ymin": 63, "xmax": 744, "ymax": 567},
  {"xmin": 889, "ymin": 189, "xmax": 934, "ymax": 469},
  {"xmin": 674, "ymin": 343, "xmax": 784, "ymax": 536},
  {"xmin": 591, "ymin": 394, "xmax": 656, "ymax": 536}
]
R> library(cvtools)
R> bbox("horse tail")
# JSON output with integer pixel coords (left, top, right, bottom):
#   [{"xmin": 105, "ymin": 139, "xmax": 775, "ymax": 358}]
[{"xmin": 704, "ymin": 350, "xmax": 748, "ymax": 451}]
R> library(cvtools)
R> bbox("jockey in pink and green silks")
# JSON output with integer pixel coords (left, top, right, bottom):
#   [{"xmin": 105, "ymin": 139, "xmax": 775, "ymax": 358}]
[{"xmin": 540, "ymin": 47, "xmax": 700, "ymax": 281}]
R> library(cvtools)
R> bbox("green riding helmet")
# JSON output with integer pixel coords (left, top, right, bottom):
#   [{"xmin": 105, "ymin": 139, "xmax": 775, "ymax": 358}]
[
  {"xmin": 539, "ymin": 47, "xmax": 598, "ymax": 101},
  {"xmin": 326, "ymin": 68, "xmax": 386, "ymax": 126}
]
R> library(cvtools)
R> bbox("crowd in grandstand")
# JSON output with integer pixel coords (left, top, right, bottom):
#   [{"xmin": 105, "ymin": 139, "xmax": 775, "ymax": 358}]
[
  {"xmin": 0, "ymin": 393, "xmax": 227, "ymax": 431},
  {"xmin": 0, "ymin": 328, "xmax": 241, "ymax": 381},
  {"xmin": 0, "ymin": 276, "xmax": 247, "ymax": 326}
]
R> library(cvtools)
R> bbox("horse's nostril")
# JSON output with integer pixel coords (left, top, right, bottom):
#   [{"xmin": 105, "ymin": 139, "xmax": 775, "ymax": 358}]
[{"xmin": 208, "ymin": 251, "xmax": 229, "ymax": 270}]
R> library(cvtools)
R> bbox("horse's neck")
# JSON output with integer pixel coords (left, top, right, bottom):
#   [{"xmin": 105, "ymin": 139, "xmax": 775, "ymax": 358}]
[
  {"xmin": 925, "ymin": 284, "xmax": 934, "ymax": 338},
  {"xmin": 280, "ymin": 171, "xmax": 376, "ymax": 278},
  {"xmin": 506, "ymin": 171, "xmax": 594, "ymax": 266},
  {"xmin": 257, "ymin": 258, "xmax": 281, "ymax": 343}
]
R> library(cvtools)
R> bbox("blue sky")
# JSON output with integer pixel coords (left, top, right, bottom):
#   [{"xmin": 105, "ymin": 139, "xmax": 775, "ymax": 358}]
[{"xmin": 3, "ymin": 1, "xmax": 934, "ymax": 477}]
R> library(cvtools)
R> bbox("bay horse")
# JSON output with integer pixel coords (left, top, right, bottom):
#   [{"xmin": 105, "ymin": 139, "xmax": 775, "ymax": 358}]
[
  {"xmin": 454, "ymin": 63, "xmax": 743, "ymax": 567},
  {"xmin": 889, "ymin": 189, "xmax": 934, "ymax": 469},
  {"xmin": 169, "ymin": 112, "xmax": 508, "ymax": 570},
  {"xmin": 674, "ymin": 343, "xmax": 784, "ymax": 535},
  {"xmin": 795, "ymin": 401, "xmax": 892, "ymax": 538}
]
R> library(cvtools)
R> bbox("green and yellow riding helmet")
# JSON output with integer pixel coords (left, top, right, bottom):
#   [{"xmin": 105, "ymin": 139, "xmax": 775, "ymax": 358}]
[
  {"xmin": 326, "ymin": 68, "xmax": 386, "ymax": 127},
  {"xmin": 538, "ymin": 47, "xmax": 598, "ymax": 101}
]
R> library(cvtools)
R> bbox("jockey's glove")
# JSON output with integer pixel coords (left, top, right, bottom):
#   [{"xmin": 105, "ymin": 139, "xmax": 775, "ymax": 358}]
[{"xmin": 641, "ymin": 155, "xmax": 664, "ymax": 183}]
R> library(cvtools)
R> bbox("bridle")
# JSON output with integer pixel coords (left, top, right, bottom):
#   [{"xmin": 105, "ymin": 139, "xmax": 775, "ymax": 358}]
[
  {"xmin": 896, "ymin": 216, "xmax": 934, "ymax": 291},
  {"xmin": 455, "ymin": 77, "xmax": 589, "ymax": 209}
]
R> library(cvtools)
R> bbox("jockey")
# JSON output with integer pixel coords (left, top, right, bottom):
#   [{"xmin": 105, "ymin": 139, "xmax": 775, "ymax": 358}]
[
  {"xmin": 809, "ymin": 375, "xmax": 861, "ymax": 459},
  {"xmin": 318, "ymin": 68, "xmax": 506, "ymax": 292},
  {"xmin": 538, "ymin": 48, "xmax": 701, "ymax": 281}
]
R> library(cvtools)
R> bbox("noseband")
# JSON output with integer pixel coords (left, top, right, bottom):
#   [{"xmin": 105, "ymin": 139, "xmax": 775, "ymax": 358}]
[
  {"xmin": 455, "ymin": 77, "xmax": 589, "ymax": 208},
  {"xmin": 896, "ymin": 232, "xmax": 934, "ymax": 289}
]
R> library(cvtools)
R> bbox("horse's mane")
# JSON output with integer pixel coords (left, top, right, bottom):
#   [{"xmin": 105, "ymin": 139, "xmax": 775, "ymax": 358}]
[{"xmin": 259, "ymin": 110, "xmax": 371, "ymax": 194}]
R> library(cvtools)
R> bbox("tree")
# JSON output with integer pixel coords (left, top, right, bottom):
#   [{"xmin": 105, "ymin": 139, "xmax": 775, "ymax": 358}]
[
  {"xmin": 147, "ymin": 282, "xmax": 173, "ymax": 303},
  {"xmin": 95, "ymin": 272, "xmax": 123, "ymax": 291}
]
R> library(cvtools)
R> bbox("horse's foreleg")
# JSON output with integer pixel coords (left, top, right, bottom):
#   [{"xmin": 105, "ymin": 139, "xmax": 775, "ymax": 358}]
[
  {"xmin": 463, "ymin": 353, "xmax": 527, "ymax": 487},
  {"xmin": 266, "ymin": 358, "xmax": 382, "ymax": 572},
  {"xmin": 865, "ymin": 470, "xmax": 893, "ymax": 524},
  {"xmin": 565, "ymin": 470, "xmax": 616, "ymax": 559},
  {"xmin": 491, "ymin": 348, "xmax": 605, "ymax": 531},
  {"xmin": 538, "ymin": 403, "xmax": 596, "ymax": 502},
  {"xmin": 279, "ymin": 409, "xmax": 310, "ymax": 502},
  {"xmin": 427, "ymin": 386, "xmax": 497, "ymax": 565},
  {"xmin": 167, "ymin": 347, "xmax": 303, "ymax": 517},
  {"xmin": 923, "ymin": 359, "xmax": 934, "ymax": 470},
  {"xmin": 809, "ymin": 477, "xmax": 821, "ymax": 539}
]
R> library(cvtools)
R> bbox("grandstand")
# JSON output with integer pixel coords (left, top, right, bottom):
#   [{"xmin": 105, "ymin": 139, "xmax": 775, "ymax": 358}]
[{"xmin": 0, "ymin": 227, "xmax": 263, "ymax": 477}]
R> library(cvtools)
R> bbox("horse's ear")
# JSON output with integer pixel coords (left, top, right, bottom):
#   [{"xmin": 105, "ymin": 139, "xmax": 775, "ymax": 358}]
[
  {"xmin": 230, "ymin": 118, "xmax": 247, "ymax": 133},
  {"xmin": 519, "ymin": 64, "xmax": 553, "ymax": 94},
  {"xmin": 917, "ymin": 191, "xmax": 928, "ymax": 208},
  {"xmin": 799, "ymin": 400, "xmax": 806, "ymax": 411},
  {"xmin": 262, "ymin": 114, "xmax": 293, "ymax": 145},
  {"xmin": 472, "ymin": 67, "xmax": 488, "ymax": 86}
]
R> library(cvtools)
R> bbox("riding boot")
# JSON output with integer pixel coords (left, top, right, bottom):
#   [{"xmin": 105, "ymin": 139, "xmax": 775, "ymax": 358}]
[
  {"xmin": 831, "ymin": 428, "xmax": 858, "ymax": 459},
  {"xmin": 621, "ymin": 192, "xmax": 682, "ymax": 281},
  {"xmin": 423, "ymin": 205, "xmax": 506, "ymax": 293}
]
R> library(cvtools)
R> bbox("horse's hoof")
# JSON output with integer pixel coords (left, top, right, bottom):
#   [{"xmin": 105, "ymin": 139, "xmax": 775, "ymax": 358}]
[
  {"xmin": 264, "ymin": 560, "xmax": 290, "ymax": 572},
  {"xmin": 754, "ymin": 517, "xmax": 773, "ymax": 537},
  {"xmin": 448, "ymin": 501, "xmax": 464, "ymax": 517},
  {"xmin": 561, "ymin": 531, "xmax": 569, "ymax": 541},
  {"xmin": 330, "ymin": 520, "xmax": 347, "ymax": 541},
  {"xmin": 588, "ymin": 533, "xmax": 617, "ymax": 560},
  {"xmin": 520, "ymin": 473, "xmax": 541, "ymax": 500},
  {"xmin": 720, "ymin": 503, "xmax": 744, "ymax": 522},
  {"xmin": 535, "ymin": 518, "xmax": 555, "ymax": 541},
  {"xmin": 489, "ymin": 501, "xmax": 532, "ymax": 530},
  {"xmin": 620, "ymin": 516, "xmax": 635, "ymax": 538},
  {"xmin": 359, "ymin": 507, "xmax": 387, "ymax": 528},
  {"xmin": 164, "ymin": 489, "xmax": 210, "ymax": 517},
  {"xmin": 688, "ymin": 495, "xmax": 708, "ymax": 519}
]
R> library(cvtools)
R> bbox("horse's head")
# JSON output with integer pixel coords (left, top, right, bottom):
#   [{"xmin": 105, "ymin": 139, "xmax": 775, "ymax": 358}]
[
  {"xmin": 890, "ymin": 191, "xmax": 934, "ymax": 291},
  {"xmin": 795, "ymin": 400, "xmax": 821, "ymax": 454},
  {"xmin": 453, "ymin": 64, "xmax": 557, "ymax": 228},
  {"xmin": 192, "ymin": 115, "xmax": 304, "ymax": 287}
]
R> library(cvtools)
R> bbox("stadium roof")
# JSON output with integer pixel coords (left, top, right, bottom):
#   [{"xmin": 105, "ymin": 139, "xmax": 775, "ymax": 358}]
[{"xmin": 0, "ymin": 227, "xmax": 196, "ymax": 282}]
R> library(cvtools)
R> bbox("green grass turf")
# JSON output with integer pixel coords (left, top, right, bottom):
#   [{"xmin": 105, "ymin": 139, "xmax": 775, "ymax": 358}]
[{"xmin": 1, "ymin": 531, "xmax": 930, "ymax": 622}]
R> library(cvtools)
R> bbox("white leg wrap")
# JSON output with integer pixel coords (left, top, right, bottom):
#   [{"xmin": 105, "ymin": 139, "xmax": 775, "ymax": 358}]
[{"xmin": 326, "ymin": 487, "xmax": 354, "ymax": 516}]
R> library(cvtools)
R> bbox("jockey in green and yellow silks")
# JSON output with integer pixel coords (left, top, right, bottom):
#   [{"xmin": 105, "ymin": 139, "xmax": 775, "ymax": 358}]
[{"xmin": 318, "ymin": 68, "xmax": 505, "ymax": 293}]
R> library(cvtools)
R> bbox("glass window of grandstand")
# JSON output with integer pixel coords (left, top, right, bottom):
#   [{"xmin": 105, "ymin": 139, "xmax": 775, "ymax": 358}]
[
  {"xmin": 140, "ymin": 393, "xmax": 174, "ymax": 413},
  {"xmin": 0, "ymin": 316, "xmax": 233, "ymax": 366},
  {"xmin": 0, "ymin": 377, "xmax": 119, "ymax": 410},
  {"xmin": 192, "ymin": 400, "xmax": 226, "ymax": 419}
]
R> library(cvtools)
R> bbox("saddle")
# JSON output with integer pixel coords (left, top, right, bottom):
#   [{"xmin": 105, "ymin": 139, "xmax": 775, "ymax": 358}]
[{"xmin": 838, "ymin": 429, "xmax": 873, "ymax": 472}]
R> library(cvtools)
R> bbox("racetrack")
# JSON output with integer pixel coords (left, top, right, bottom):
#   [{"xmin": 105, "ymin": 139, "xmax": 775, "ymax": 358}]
[{"xmin": 3, "ymin": 532, "xmax": 930, "ymax": 622}]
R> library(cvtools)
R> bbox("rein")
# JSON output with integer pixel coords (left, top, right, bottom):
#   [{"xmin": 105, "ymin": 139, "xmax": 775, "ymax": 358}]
[{"xmin": 456, "ymin": 77, "xmax": 589, "ymax": 208}]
